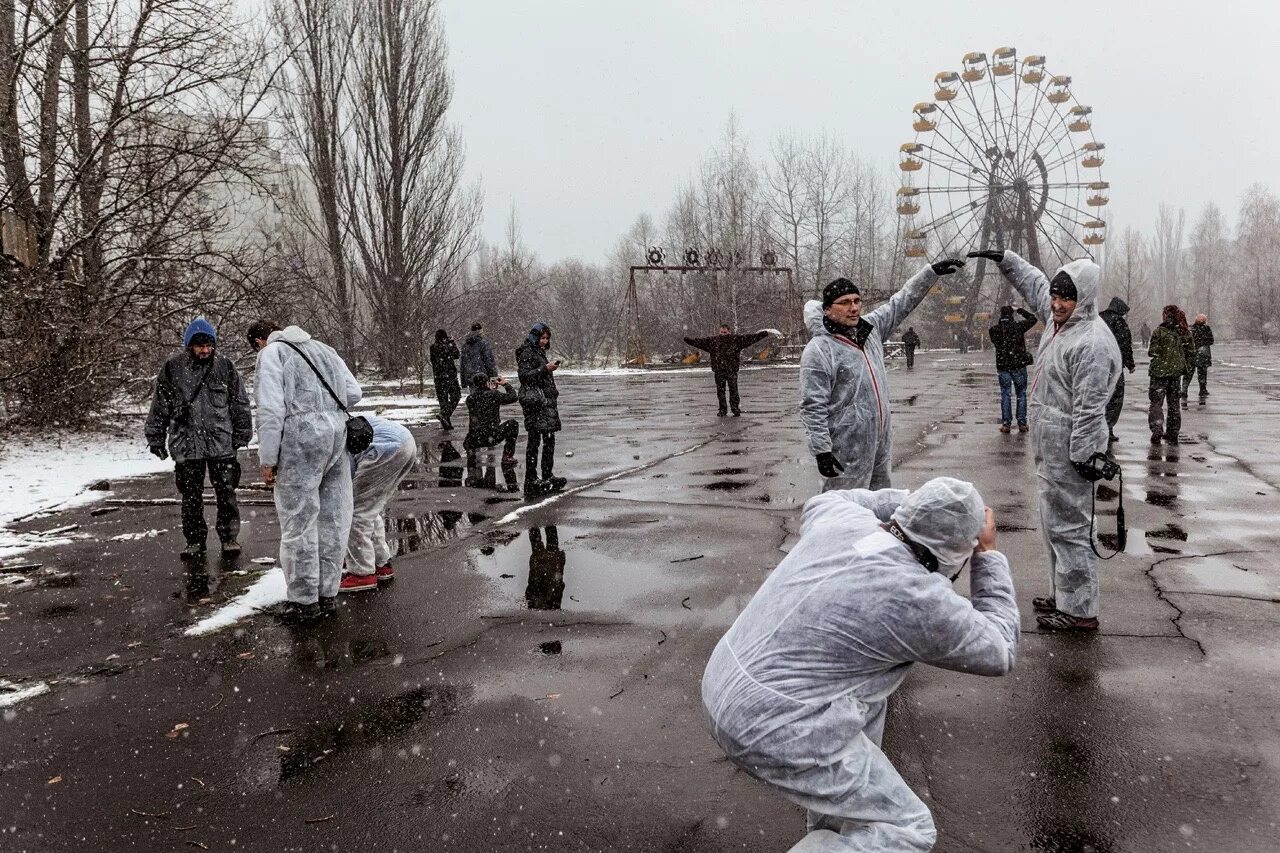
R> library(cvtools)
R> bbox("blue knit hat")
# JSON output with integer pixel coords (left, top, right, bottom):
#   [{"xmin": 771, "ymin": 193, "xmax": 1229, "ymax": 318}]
[{"xmin": 183, "ymin": 317, "xmax": 217, "ymax": 347}]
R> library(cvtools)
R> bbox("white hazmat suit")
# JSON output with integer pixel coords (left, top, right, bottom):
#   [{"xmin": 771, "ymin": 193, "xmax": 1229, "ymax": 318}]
[
  {"xmin": 255, "ymin": 326, "xmax": 363, "ymax": 604},
  {"xmin": 799, "ymin": 267, "xmax": 939, "ymax": 491},
  {"xmin": 702, "ymin": 479, "xmax": 1020, "ymax": 852},
  {"xmin": 347, "ymin": 415, "xmax": 417, "ymax": 577},
  {"xmin": 994, "ymin": 252, "xmax": 1121, "ymax": 618}
]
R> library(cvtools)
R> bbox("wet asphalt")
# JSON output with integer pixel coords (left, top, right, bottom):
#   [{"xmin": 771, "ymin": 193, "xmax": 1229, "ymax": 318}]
[{"xmin": 1, "ymin": 345, "xmax": 1279, "ymax": 852}]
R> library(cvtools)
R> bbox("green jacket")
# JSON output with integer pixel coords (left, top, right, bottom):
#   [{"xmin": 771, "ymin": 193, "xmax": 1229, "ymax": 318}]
[{"xmin": 1148, "ymin": 323, "xmax": 1194, "ymax": 378}]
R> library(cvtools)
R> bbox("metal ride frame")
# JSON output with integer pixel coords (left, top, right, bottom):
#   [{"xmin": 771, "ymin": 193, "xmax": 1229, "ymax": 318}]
[
  {"xmin": 623, "ymin": 248, "xmax": 794, "ymax": 365},
  {"xmin": 898, "ymin": 49, "xmax": 1108, "ymax": 331}
]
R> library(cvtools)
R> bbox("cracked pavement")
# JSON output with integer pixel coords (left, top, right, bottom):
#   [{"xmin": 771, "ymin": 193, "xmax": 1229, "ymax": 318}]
[{"xmin": 1, "ymin": 345, "xmax": 1278, "ymax": 851}]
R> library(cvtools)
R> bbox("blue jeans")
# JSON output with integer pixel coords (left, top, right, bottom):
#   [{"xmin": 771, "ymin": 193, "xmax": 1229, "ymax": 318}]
[{"xmin": 998, "ymin": 367, "xmax": 1028, "ymax": 426}]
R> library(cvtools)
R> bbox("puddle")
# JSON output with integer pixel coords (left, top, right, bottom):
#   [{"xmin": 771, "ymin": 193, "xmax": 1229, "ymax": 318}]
[
  {"xmin": 386, "ymin": 511, "xmax": 487, "ymax": 556},
  {"xmin": 279, "ymin": 685, "xmax": 459, "ymax": 783},
  {"xmin": 1095, "ymin": 485, "xmax": 1119, "ymax": 502},
  {"xmin": 538, "ymin": 640, "xmax": 562, "ymax": 655},
  {"xmin": 1144, "ymin": 491, "xmax": 1177, "ymax": 507},
  {"xmin": 697, "ymin": 467, "xmax": 749, "ymax": 476},
  {"xmin": 703, "ymin": 480, "xmax": 752, "ymax": 491},
  {"xmin": 1145, "ymin": 523, "xmax": 1188, "ymax": 542},
  {"xmin": 471, "ymin": 524, "xmax": 675, "ymax": 613},
  {"xmin": 1173, "ymin": 556, "xmax": 1278, "ymax": 598}
]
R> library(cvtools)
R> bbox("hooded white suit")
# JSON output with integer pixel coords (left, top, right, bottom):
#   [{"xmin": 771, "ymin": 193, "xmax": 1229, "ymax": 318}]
[
  {"xmin": 701, "ymin": 481, "xmax": 1020, "ymax": 852},
  {"xmin": 799, "ymin": 266, "xmax": 939, "ymax": 491},
  {"xmin": 254, "ymin": 326, "xmax": 362, "ymax": 604},
  {"xmin": 994, "ymin": 252, "xmax": 1121, "ymax": 618}
]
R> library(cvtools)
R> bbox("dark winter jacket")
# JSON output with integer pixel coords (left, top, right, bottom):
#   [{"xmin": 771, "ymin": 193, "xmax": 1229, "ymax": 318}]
[
  {"xmin": 145, "ymin": 351, "xmax": 252, "ymax": 463},
  {"xmin": 1148, "ymin": 322, "xmax": 1191, "ymax": 378},
  {"xmin": 1190, "ymin": 322, "xmax": 1215, "ymax": 367},
  {"xmin": 1098, "ymin": 297, "xmax": 1135, "ymax": 371},
  {"xmin": 902, "ymin": 329, "xmax": 920, "ymax": 349},
  {"xmin": 988, "ymin": 308, "xmax": 1038, "ymax": 372},
  {"xmin": 682, "ymin": 330, "xmax": 769, "ymax": 375},
  {"xmin": 430, "ymin": 339, "xmax": 461, "ymax": 388},
  {"xmin": 517, "ymin": 333, "xmax": 561, "ymax": 433},
  {"xmin": 464, "ymin": 382, "xmax": 518, "ymax": 450},
  {"xmin": 460, "ymin": 333, "xmax": 497, "ymax": 386}
]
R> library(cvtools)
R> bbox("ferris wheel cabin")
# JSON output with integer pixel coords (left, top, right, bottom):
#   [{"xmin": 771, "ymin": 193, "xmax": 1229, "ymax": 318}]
[
  {"xmin": 1068, "ymin": 105, "xmax": 1093, "ymax": 133},
  {"xmin": 934, "ymin": 71, "xmax": 960, "ymax": 101},
  {"xmin": 904, "ymin": 230, "xmax": 927, "ymax": 258},
  {"xmin": 1022, "ymin": 55, "xmax": 1046, "ymax": 84},
  {"xmin": 1047, "ymin": 75, "xmax": 1073, "ymax": 103},
  {"xmin": 913, "ymin": 102, "xmax": 938, "ymax": 132},
  {"xmin": 1081, "ymin": 141, "xmax": 1106, "ymax": 168},
  {"xmin": 962, "ymin": 52, "xmax": 988, "ymax": 82},
  {"xmin": 1087, "ymin": 181, "xmax": 1110, "ymax": 207},
  {"xmin": 991, "ymin": 47, "xmax": 1017, "ymax": 76},
  {"xmin": 1083, "ymin": 220, "xmax": 1107, "ymax": 245},
  {"xmin": 896, "ymin": 186, "xmax": 921, "ymax": 215},
  {"xmin": 899, "ymin": 143, "xmax": 924, "ymax": 172}
]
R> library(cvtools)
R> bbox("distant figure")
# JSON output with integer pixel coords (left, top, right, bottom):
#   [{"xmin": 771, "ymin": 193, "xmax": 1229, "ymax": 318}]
[
  {"xmin": 145, "ymin": 317, "xmax": 252, "ymax": 560},
  {"xmin": 1185, "ymin": 314, "xmax": 1215, "ymax": 405},
  {"xmin": 682, "ymin": 324, "xmax": 773, "ymax": 416},
  {"xmin": 1147, "ymin": 305, "xmax": 1191, "ymax": 444},
  {"xmin": 429, "ymin": 329, "xmax": 461, "ymax": 430},
  {"xmin": 801, "ymin": 259, "xmax": 965, "ymax": 490},
  {"xmin": 1098, "ymin": 297, "xmax": 1136, "ymax": 442},
  {"xmin": 525, "ymin": 526, "xmax": 566, "ymax": 610},
  {"xmin": 902, "ymin": 327, "xmax": 920, "ymax": 368},
  {"xmin": 459, "ymin": 322, "xmax": 497, "ymax": 389},
  {"xmin": 988, "ymin": 305, "xmax": 1037, "ymax": 433},
  {"xmin": 343, "ymin": 414, "xmax": 417, "ymax": 593},
  {"xmin": 1139, "ymin": 321, "xmax": 1151, "ymax": 348}
]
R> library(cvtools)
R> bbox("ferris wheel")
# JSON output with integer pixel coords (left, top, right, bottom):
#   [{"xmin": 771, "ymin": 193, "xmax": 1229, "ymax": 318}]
[{"xmin": 896, "ymin": 49, "xmax": 1108, "ymax": 283}]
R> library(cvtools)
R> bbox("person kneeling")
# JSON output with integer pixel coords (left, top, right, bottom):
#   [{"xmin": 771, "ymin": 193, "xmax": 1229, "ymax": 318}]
[
  {"xmin": 701, "ymin": 478, "xmax": 1019, "ymax": 852},
  {"xmin": 464, "ymin": 375, "xmax": 520, "ymax": 471}
]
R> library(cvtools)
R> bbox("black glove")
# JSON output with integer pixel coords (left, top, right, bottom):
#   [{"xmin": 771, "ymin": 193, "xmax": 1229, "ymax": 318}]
[
  {"xmin": 930, "ymin": 258, "xmax": 965, "ymax": 276},
  {"xmin": 967, "ymin": 249, "xmax": 1005, "ymax": 263},
  {"xmin": 149, "ymin": 445, "xmax": 168, "ymax": 460},
  {"xmin": 1072, "ymin": 459, "xmax": 1104, "ymax": 482},
  {"xmin": 816, "ymin": 452, "xmax": 844, "ymax": 478}
]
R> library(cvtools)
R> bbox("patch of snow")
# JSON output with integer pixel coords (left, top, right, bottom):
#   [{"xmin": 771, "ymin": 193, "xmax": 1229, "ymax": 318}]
[
  {"xmin": 108, "ymin": 528, "xmax": 167, "ymax": 542},
  {"xmin": 0, "ymin": 679, "xmax": 51, "ymax": 708},
  {"xmin": 184, "ymin": 568, "xmax": 286, "ymax": 636}
]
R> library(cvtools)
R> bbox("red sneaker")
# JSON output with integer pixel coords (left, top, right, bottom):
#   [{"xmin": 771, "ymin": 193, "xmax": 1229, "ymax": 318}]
[
  {"xmin": 375, "ymin": 563, "xmax": 395, "ymax": 583},
  {"xmin": 339, "ymin": 572, "xmax": 378, "ymax": 593}
]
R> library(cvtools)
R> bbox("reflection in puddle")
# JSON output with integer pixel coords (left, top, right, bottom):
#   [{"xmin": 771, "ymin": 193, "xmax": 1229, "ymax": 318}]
[
  {"xmin": 437, "ymin": 441, "xmax": 463, "ymax": 487},
  {"xmin": 279, "ymin": 685, "xmax": 459, "ymax": 783},
  {"xmin": 1144, "ymin": 491, "xmax": 1177, "ymax": 507},
  {"xmin": 538, "ymin": 640, "xmax": 562, "ymax": 655},
  {"xmin": 526, "ymin": 526, "xmax": 566, "ymax": 610},
  {"xmin": 1146, "ymin": 523, "xmax": 1188, "ymax": 542},
  {"xmin": 387, "ymin": 511, "xmax": 488, "ymax": 556},
  {"xmin": 697, "ymin": 467, "xmax": 748, "ymax": 476}
]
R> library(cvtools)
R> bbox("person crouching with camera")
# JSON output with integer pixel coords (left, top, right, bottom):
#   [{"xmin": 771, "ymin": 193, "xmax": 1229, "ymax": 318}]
[{"xmin": 145, "ymin": 317, "xmax": 253, "ymax": 560}]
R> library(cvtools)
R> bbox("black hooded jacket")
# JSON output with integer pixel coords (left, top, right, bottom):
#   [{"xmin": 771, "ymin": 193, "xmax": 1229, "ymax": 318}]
[
  {"xmin": 988, "ymin": 308, "xmax": 1038, "ymax": 372},
  {"xmin": 1098, "ymin": 297, "xmax": 1135, "ymax": 371}
]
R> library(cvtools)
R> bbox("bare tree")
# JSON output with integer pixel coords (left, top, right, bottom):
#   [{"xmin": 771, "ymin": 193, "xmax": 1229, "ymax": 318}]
[
  {"xmin": 1107, "ymin": 225, "xmax": 1154, "ymax": 326},
  {"xmin": 1152, "ymin": 203, "xmax": 1186, "ymax": 308},
  {"xmin": 1187, "ymin": 201, "xmax": 1230, "ymax": 320},
  {"xmin": 0, "ymin": 0, "xmax": 282, "ymax": 424},
  {"xmin": 1234, "ymin": 183, "xmax": 1280, "ymax": 344},
  {"xmin": 344, "ymin": 0, "xmax": 480, "ymax": 378}
]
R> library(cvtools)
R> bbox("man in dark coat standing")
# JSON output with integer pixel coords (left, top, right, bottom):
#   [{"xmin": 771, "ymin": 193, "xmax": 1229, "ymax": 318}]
[
  {"xmin": 517, "ymin": 322, "xmax": 564, "ymax": 497},
  {"xmin": 901, "ymin": 327, "xmax": 920, "ymax": 368},
  {"xmin": 430, "ymin": 329, "xmax": 461, "ymax": 430},
  {"xmin": 683, "ymin": 324, "xmax": 773, "ymax": 416},
  {"xmin": 1184, "ymin": 314, "xmax": 1215, "ymax": 405},
  {"xmin": 1098, "ymin": 297, "xmax": 1136, "ymax": 441},
  {"xmin": 987, "ymin": 305, "xmax": 1038, "ymax": 433},
  {"xmin": 460, "ymin": 322, "xmax": 497, "ymax": 389},
  {"xmin": 145, "ymin": 318, "xmax": 252, "ymax": 559}
]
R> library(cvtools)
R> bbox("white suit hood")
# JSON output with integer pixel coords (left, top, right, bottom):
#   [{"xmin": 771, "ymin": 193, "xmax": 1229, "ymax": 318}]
[
  {"xmin": 269, "ymin": 325, "xmax": 313, "ymax": 345},
  {"xmin": 803, "ymin": 299, "xmax": 826, "ymax": 336},
  {"xmin": 1055, "ymin": 258, "xmax": 1102, "ymax": 326}
]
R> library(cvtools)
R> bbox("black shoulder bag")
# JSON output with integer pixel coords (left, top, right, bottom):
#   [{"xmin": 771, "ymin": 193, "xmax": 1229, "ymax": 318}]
[{"xmin": 279, "ymin": 341, "xmax": 373, "ymax": 454}]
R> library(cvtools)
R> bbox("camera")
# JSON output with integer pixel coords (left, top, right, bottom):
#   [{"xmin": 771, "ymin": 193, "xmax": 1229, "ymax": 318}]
[{"xmin": 1088, "ymin": 452, "xmax": 1121, "ymax": 481}]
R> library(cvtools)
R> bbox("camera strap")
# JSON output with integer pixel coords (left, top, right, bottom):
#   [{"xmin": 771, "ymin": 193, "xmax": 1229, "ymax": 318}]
[{"xmin": 1089, "ymin": 466, "xmax": 1127, "ymax": 560}]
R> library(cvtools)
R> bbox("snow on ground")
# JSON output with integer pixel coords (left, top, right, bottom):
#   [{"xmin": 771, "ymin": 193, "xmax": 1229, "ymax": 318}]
[
  {"xmin": 183, "ymin": 568, "xmax": 286, "ymax": 636},
  {"xmin": 0, "ymin": 679, "xmax": 51, "ymax": 709},
  {"xmin": 0, "ymin": 433, "xmax": 173, "ymax": 560}
]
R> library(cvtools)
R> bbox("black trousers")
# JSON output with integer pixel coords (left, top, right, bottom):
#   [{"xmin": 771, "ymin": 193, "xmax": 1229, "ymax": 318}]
[
  {"xmin": 714, "ymin": 370, "xmax": 740, "ymax": 414},
  {"xmin": 905, "ymin": 346, "xmax": 916, "ymax": 368},
  {"xmin": 437, "ymin": 382, "xmax": 461, "ymax": 424},
  {"xmin": 175, "ymin": 457, "xmax": 241, "ymax": 546},
  {"xmin": 465, "ymin": 420, "xmax": 519, "ymax": 458},
  {"xmin": 526, "ymin": 430, "xmax": 557, "ymax": 482}
]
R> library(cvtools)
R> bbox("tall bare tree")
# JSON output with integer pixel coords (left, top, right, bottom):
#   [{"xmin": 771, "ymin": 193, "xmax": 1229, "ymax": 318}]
[
  {"xmin": 344, "ymin": 0, "xmax": 480, "ymax": 377},
  {"xmin": 1187, "ymin": 201, "xmax": 1230, "ymax": 319},
  {"xmin": 1235, "ymin": 183, "xmax": 1280, "ymax": 343}
]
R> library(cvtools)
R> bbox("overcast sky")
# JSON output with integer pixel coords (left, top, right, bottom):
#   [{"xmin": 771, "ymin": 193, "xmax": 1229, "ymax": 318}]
[{"xmin": 442, "ymin": 0, "xmax": 1280, "ymax": 265}]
